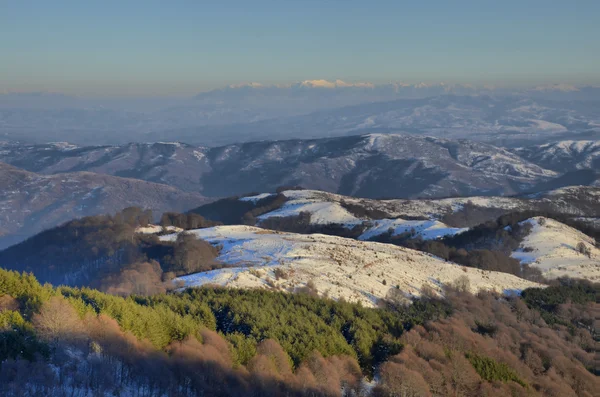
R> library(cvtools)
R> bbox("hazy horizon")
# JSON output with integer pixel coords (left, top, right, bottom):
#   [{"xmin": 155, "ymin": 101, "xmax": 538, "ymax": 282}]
[{"xmin": 2, "ymin": 80, "xmax": 599, "ymax": 99}]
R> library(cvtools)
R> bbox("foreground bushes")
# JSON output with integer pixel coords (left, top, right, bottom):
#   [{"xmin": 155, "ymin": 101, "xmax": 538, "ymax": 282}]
[{"xmin": 0, "ymin": 268, "xmax": 597, "ymax": 396}]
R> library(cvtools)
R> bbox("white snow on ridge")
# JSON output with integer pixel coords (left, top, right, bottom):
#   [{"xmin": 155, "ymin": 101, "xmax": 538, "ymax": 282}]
[
  {"xmin": 257, "ymin": 189, "xmax": 525, "ymax": 227},
  {"xmin": 136, "ymin": 225, "xmax": 183, "ymax": 234},
  {"xmin": 258, "ymin": 190, "xmax": 361, "ymax": 225},
  {"xmin": 239, "ymin": 193, "xmax": 274, "ymax": 202},
  {"xmin": 359, "ymin": 219, "xmax": 467, "ymax": 241},
  {"xmin": 247, "ymin": 189, "xmax": 529, "ymax": 242},
  {"xmin": 512, "ymin": 217, "xmax": 600, "ymax": 281},
  {"xmin": 160, "ymin": 226, "xmax": 541, "ymax": 308}
]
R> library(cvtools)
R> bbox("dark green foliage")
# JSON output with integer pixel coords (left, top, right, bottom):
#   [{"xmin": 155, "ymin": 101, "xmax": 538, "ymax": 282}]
[
  {"xmin": 189, "ymin": 193, "xmax": 289, "ymax": 225},
  {"xmin": 465, "ymin": 352, "xmax": 528, "ymax": 387},
  {"xmin": 521, "ymin": 278, "xmax": 599, "ymax": 327},
  {"xmin": 0, "ymin": 310, "xmax": 49, "ymax": 361},
  {"xmin": 441, "ymin": 213, "xmax": 534, "ymax": 252},
  {"xmin": 188, "ymin": 196, "xmax": 258, "ymax": 224},
  {"xmin": 177, "ymin": 287, "xmax": 450, "ymax": 373},
  {"xmin": 159, "ymin": 212, "xmax": 221, "ymax": 229},
  {"xmin": 339, "ymin": 200, "xmax": 391, "ymax": 219},
  {"xmin": 275, "ymin": 185, "xmax": 305, "ymax": 193},
  {"xmin": 441, "ymin": 201, "xmax": 512, "ymax": 227},
  {"xmin": 59, "ymin": 286, "xmax": 214, "ymax": 348},
  {"xmin": 260, "ymin": 212, "xmax": 367, "ymax": 238},
  {"xmin": 0, "ymin": 271, "xmax": 53, "ymax": 318}
]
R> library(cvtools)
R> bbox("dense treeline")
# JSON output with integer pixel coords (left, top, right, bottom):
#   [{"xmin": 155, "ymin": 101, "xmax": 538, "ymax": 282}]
[
  {"xmin": 0, "ymin": 269, "xmax": 597, "ymax": 396},
  {"xmin": 0, "ymin": 208, "xmax": 222, "ymax": 293},
  {"xmin": 440, "ymin": 201, "xmax": 519, "ymax": 228},
  {"xmin": 159, "ymin": 211, "xmax": 222, "ymax": 229},
  {"xmin": 339, "ymin": 200, "xmax": 393, "ymax": 220},
  {"xmin": 189, "ymin": 193, "xmax": 289, "ymax": 225}
]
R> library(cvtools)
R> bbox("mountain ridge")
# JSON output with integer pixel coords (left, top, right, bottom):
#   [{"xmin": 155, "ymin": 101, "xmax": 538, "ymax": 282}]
[{"xmin": 0, "ymin": 134, "xmax": 563, "ymax": 199}]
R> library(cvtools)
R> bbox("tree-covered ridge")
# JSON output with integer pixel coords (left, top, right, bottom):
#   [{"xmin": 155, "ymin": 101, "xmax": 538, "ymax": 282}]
[
  {"xmin": 0, "ymin": 207, "xmax": 223, "ymax": 292},
  {"xmin": 1, "ymin": 269, "xmax": 598, "ymax": 396}
]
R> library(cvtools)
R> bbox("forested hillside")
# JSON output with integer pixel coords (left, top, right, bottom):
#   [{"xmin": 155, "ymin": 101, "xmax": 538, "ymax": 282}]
[
  {"xmin": 0, "ymin": 207, "xmax": 223, "ymax": 293},
  {"xmin": 0, "ymin": 270, "xmax": 597, "ymax": 396}
]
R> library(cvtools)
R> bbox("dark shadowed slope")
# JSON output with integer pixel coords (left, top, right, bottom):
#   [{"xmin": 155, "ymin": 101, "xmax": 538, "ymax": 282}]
[{"xmin": 0, "ymin": 162, "xmax": 207, "ymax": 249}]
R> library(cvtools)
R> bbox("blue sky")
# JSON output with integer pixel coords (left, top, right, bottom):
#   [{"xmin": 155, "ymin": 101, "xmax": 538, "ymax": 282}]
[{"xmin": 1, "ymin": 0, "xmax": 599, "ymax": 96}]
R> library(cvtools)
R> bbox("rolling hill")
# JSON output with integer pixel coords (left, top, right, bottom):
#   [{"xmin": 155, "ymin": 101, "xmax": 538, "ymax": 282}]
[{"xmin": 159, "ymin": 225, "xmax": 541, "ymax": 307}]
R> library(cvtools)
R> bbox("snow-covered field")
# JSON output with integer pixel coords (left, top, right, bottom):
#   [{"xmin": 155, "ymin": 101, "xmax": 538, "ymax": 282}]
[
  {"xmin": 158, "ymin": 225, "xmax": 541, "ymax": 308},
  {"xmin": 512, "ymin": 217, "xmax": 600, "ymax": 281}
]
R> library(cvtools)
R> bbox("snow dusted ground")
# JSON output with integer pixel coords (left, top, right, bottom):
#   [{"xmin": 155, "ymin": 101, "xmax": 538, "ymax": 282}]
[
  {"xmin": 358, "ymin": 219, "xmax": 467, "ymax": 241},
  {"xmin": 249, "ymin": 188, "xmax": 600, "ymax": 234},
  {"xmin": 257, "ymin": 190, "xmax": 362, "ymax": 225},
  {"xmin": 512, "ymin": 217, "xmax": 600, "ymax": 281},
  {"xmin": 263, "ymin": 189, "xmax": 526, "ymax": 220},
  {"xmin": 254, "ymin": 189, "xmax": 514, "ymax": 238},
  {"xmin": 240, "ymin": 193, "xmax": 274, "ymax": 202},
  {"xmin": 136, "ymin": 225, "xmax": 183, "ymax": 234},
  {"xmin": 158, "ymin": 226, "xmax": 541, "ymax": 308}
]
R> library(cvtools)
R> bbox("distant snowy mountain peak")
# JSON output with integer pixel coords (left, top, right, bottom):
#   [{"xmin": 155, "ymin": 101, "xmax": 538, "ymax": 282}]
[
  {"xmin": 227, "ymin": 82, "xmax": 264, "ymax": 89},
  {"xmin": 298, "ymin": 79, "xmax": 375, "ymax": 89}
]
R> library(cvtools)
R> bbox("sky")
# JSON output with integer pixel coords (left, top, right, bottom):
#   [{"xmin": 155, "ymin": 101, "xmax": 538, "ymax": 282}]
[{"xmin": 1, "ymin": 0, "xmax": 599, "ymax": 96}]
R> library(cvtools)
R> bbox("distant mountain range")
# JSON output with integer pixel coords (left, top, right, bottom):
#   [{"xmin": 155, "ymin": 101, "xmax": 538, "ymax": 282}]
[
  {"xmin": 2, "ymin": 134, "xmax": 598, "ymax": 199},
  {"xmin": 1, "ymin": 133, "xmax": 580, "ymax": 198},
  {"xmin": 2, "ymin": 82, "xmax": 599, "ymax": 146},
  {"xmin": 159, "ymin": 95, "xmax": 600, "ymax": 147}
]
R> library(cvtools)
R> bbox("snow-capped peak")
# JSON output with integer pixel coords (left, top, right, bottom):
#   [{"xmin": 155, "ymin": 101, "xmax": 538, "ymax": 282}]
[
  {"xmin": 299, "ymin": 79, "xmax": 375, "ymax": 89},
  {"xmin": 227, "ymin": 82, "xmax": 264, "ymax": 89}
]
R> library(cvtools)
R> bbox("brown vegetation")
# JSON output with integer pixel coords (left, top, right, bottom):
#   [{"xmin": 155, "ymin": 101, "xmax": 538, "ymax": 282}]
[{"xmin": 374, "ymin": 286, "xmax": 598, "ymax": 396}]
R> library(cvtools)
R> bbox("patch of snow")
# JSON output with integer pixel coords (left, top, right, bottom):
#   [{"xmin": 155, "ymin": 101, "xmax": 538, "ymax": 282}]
[
  {"xmin": 240, "ymin": 193, "xmax": 274, "ymax": 202},
  {"xmin": 136, "ymin": 224, "xmax": 183, "ymax": 234},
  {"xmin": 192, "ymin": 150, "xmax": 205, "ymax": 161}
]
